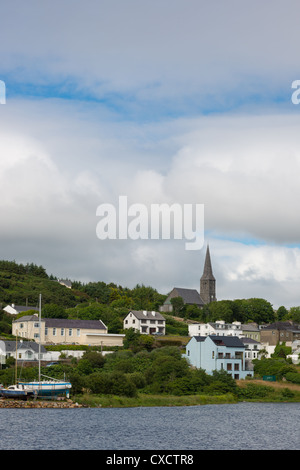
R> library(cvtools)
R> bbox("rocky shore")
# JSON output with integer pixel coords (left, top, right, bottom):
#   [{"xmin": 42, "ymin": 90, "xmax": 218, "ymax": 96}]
[{"xmin": 0, "ymin": 397, "xmax": 84, "ymax": 408}]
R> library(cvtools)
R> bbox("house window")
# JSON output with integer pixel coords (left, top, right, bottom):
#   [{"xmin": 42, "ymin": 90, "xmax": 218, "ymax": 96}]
[
  {"xmin": 53, "ymin": 328, "xmax": 56, "ymax": 336},
  {"xmin": 125, "ymin": 320, "xmax": 128, "ymax": 324},
  {"xmin": 34, "ymin": 322, "xmax": 39, "ymax": 328},
  {"xmin": 212, "ymin": 351, "xmax": 215, "ymax": 359},
  {"xmin": 234, "ymin": 363, "xmax": 239, "ymax": 371},
  {"xmin": 77, "ymin": 329, "xmax": 80, "ymax": 337},
  {"xmin": 69, "ymin": 328, "xmax": 73, "ymax": 336},
  {"xmin": 20, "ymin": 323, "xmax": 24, "ymax": 329},
  {"xmin": 45, "ymin": 327, "xmax": 48, "ymax": 336},
  {"xmin": 227, "ymin": 363, "xmax": 232, "ymax": 371},
  {"xmin": 61, "ymin": 328, "xmax": 64, "ymax": 336}
]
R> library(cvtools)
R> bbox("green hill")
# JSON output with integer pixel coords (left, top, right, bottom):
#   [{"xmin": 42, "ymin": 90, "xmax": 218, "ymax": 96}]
[{"xmin": 0, "ymin": 260, "xmax": 88, "ymax": 309}]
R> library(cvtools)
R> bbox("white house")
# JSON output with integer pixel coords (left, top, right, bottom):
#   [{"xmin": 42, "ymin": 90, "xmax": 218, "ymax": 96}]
[
  {"xmin": 123, "ymin": 310, "xmax": 166, "ymax": 335},
  {"xmin": 189, "ymin": 320, "xmax": 244, "ymax": 338},
  {"xmin": 3, "ymin": 304, "xmax": 38, "ymax": 315},
  {"xmin": 0, "ymin": 340, "xmax": 48, "ymax": 364},
  {"xmin": 240, "ymin": 337, "xmax": 263, "ymax": 370}
]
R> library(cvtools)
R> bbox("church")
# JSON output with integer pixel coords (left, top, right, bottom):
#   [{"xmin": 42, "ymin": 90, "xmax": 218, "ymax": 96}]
[{"xmin": 160, "ymin": 245, "xmax": 216, "ymax": 313}]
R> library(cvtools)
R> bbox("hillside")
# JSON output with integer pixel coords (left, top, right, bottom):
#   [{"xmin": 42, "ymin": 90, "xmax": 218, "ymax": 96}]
[{"xmin": 0, "ymin": 260, "xmax": 88, "ymax": 309}]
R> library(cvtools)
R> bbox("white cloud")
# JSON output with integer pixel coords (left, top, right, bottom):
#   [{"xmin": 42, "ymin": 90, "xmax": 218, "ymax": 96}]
[
  {"xmin": 1, "ymin": 1, "xmax": 300, "ymax": 310},
  {"xmin": 1, "ymin": 98, "xmax": 300, "ymax": 309}
]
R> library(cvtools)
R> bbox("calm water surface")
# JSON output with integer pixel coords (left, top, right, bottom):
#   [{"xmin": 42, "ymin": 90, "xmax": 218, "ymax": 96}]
[{"xmin": 0, "ymin": 402, "xmax": 299, "ymax": 450}]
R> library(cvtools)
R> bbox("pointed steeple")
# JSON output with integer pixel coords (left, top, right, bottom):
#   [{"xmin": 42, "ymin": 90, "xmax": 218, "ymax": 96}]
[
  {"xmin": 201, "ymin": 244, "xmax": 215, "ymax": 281},
  {"xmin": 200, "ymin": 244, "xmax": 216, "ymax": 304}
]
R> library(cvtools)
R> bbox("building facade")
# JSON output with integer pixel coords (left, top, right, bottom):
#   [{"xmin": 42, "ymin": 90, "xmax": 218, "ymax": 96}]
[
  {"xmin": 183, "ymin": 335, "xmax": 254, "ymax": 379},
  {"xmin": 189, "ymin": 320, "xmax": 244, "ymax": 337},
  {"xmin": 123, "ymin": 310, "xmax": 166, "ymax": 335},
  {"xmin": 12, "ymin": 315, "xmax": 124, "ymax": 347},
  {"xmin": 260, "ymin": 321, "xmax": 300, "ymax": 347}
]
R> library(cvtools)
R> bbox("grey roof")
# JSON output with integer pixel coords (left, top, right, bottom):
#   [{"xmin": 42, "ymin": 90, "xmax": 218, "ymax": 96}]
[
  {"xmin": 129, "ymin": 310, "xmax": 165, "ymax": 321},
  {"xmin": 44, "ymin": 318, "xmax": 107, "ymax": 330},
  {"xmin": 262, "ymin": 321, "xmax": 300, "ymax": 331},
  {"xmin": 13, "ymin": 315, "xmax": 39, "ymax": 322},
  {"xmin": 194, "ymin": 336, "xmax": 206, "ymax": 342},
  {"xmin": 13, "ymin": 316, "xmax": 106, "ymax": 330},
  {"xmin": 6, "ymin": 305, "xmax": 38, "ymax": 313},
  {"xmin": 172, "ymin": 288, "xmax": 204, "ymax": 306},
  {"xmin": 209, "ymin": 335, "xmax": 245, "ymax": 348},
  {"xmin": 241, "ymin": 323, "xmax": 260, "ymax": 331},
  {"xmin": 1, "ymin": 341, "xmax": 46, "ymax": 353},
  {"xmin": 240, "ymin": 337, "xmax": 260, "ymax": 345},
  {"xmin": 192, "ymin": 335, "xmax": 245, "ymax": 348}
]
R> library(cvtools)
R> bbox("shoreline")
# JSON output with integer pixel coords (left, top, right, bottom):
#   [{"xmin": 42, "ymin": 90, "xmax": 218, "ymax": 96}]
[{"xmin": 0, "ymin": 397, "xmax": 83, "ymax": 408}]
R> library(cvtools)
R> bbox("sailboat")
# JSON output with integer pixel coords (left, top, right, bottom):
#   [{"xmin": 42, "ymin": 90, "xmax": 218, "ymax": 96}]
[
  {"xmin": 20, "ymin": 294, "xmax": 72, "ymax": 399},
  {"xmin": 0, "ymin": 332, "xmax": 35, "ymax": 400}
]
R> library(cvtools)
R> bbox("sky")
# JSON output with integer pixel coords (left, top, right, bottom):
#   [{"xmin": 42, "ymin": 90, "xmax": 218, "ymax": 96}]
[{"xmin": 1, "ymin": 0, "xmax": 300, "ymax": 308}]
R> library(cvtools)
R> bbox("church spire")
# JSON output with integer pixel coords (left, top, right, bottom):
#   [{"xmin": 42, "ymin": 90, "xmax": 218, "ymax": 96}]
[
  {"xmin": 200, "ymin": 244, "xmax": 216, "ymax": 304},
  {"xmin": 201, "ymin": 244, "xmax": 215, "ymax": 280}
]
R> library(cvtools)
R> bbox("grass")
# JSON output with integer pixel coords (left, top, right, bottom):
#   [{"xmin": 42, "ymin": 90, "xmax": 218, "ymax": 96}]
[{"xmin": 72, "ymin": 392, "xmax": 238, "ymax": 408}]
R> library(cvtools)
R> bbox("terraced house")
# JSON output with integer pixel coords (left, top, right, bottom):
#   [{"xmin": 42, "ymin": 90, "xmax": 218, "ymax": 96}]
[{"xmin": 12, "ymin": 315, "xmax": 124, "ymax": 347}]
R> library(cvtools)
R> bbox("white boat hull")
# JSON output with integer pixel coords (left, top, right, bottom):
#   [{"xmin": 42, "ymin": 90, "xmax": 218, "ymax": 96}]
[{"xmin": 21, "ymin": 381, "xmax": 72, "ymax": 398}]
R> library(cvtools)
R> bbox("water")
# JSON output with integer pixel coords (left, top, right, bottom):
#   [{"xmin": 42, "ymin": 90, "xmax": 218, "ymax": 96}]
[{"xmin": 0, "ymin": 403, "xmax": 298, "ymax": 450}]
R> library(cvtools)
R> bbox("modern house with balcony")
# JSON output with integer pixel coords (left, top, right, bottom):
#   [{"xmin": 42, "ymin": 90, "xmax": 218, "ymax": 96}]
[{"xmin": 183, "ymin": 335, "xmax": 254, "ymax": 379}]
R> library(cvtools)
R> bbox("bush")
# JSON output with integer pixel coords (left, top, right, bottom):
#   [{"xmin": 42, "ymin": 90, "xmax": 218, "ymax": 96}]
[
  {"xmin": 238, "ymin": 383, "xmax": 274, "ymax": 399},
  {"xmin": 285, "ymin": 372, "xmax": 300, "ymax": 384},
  {"xmin": 87, "ymin": 371, "xmax": 137, "ymax": 397},
  {"xmin": 253, "ymin": 358, "xmax": 297, "ymax": 380},
  {"xmin": 281, "ymin": 388, "xmax": 295, "ymax": 399}
]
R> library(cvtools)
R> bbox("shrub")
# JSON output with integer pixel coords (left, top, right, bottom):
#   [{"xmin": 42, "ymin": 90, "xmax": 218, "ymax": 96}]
[
  {"xmin": 238, "ymin": 383, "xmax": 274, "ymax": 399},
  {"xmin": 281, "ymin": 388, "xmax": 295, "ymax": 399},
  {"xmin": 285, "ymin": 372, "xmax": 300, "ymax": 384}
]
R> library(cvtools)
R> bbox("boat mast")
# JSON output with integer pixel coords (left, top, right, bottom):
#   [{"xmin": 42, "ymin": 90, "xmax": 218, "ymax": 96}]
[
  {"xmin": 15, "ymin": 329, "xmax": 18, "ymax": 384},
  {"xmin": 38, "ymin": 293, "xmax": 41, "ymax": 382}
]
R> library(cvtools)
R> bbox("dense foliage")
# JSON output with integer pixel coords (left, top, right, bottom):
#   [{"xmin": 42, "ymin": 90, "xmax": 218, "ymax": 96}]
[{"xmin": 1, "ymin": 259, "xmax": 300, "ymax": 332}]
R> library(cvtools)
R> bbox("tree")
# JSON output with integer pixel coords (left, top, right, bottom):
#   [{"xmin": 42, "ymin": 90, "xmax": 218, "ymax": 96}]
[
  {"xmin": 289, "ymin": 306, "xmax": 300, "ymax": 323},
  {"xmin": 170, "ymin": 297, "xmax": 185, "ymax": 316},
  {"xmin": 276, "ymin": 306, "xmax": 288, "ymax": 321},
  {"xmin": 81, "ymin": 351, "xmax": 105, "ymax": 369},
  {"xmin": 42, "ymin": 303, "xmax": 68, "ymax": 319}
]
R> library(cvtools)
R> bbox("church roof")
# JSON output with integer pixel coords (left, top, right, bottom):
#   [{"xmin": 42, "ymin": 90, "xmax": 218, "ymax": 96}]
[{"xmin": 172, "ymin": 288, "xmax": 204, "ymax": 306}]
